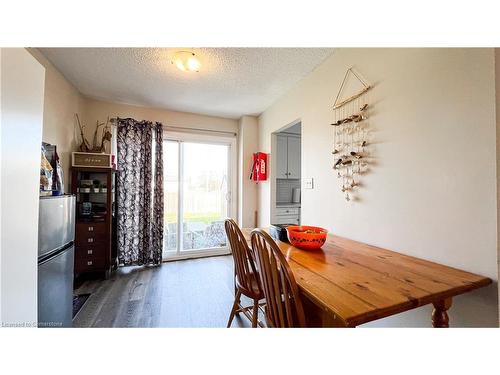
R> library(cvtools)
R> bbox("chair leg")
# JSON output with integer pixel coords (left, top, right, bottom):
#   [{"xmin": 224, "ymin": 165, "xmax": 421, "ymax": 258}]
[
  {"xmin": 227, "ymin": 289, "xmax": 242, "ymax": 328},
  {"xmin": 252, "ymin": 299, "xmax": 259, "ymax": 328}
]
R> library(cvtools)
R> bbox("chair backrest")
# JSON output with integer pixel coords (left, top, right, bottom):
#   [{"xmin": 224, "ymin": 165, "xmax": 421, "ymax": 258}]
[
  {"xmin": 224, "ymin": 219, "xmax": 260, "ymax": 294},
  {"xmin": 250, "ymin": 229, "xmax": 306, "ymax": 328}
]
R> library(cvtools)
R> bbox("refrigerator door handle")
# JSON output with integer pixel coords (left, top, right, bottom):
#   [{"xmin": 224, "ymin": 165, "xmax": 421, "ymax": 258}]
[{"xmin": 38, "ymin": 241, "xmax": 74, "ymax": 265}]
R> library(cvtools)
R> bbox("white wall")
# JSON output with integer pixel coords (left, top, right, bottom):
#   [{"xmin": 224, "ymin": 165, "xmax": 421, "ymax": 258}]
[
  {"xmin": 258, "ymin": 48, "xmax": 498, "ymax": 327},
  {"xmin": 28, "ymin": 49, "xmax": 86, "ymax": 184},
  {"xmin": 238, "ymin": 116, "xmax": 259, "ymax": 227},
  {"xmin": 0, "ymin": 48, "xmax": 45, "ymax": 326}
]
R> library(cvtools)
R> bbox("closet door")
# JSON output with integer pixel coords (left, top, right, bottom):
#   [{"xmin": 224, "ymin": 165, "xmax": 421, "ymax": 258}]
[
  {"xmin": 276, "ymin": 135, "xmax": 288, "ymax": 179},
  {"xmin": 287, "ymin": 136, "xmax": 301, "ymax": 179}
]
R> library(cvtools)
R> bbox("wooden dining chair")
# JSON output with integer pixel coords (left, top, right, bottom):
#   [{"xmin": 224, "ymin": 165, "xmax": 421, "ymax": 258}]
[
  {"xmin": 224, "ymin": 219, "xmax": 265, "ymax": 328},
  {"xmin": 250, "ymin": 229, "xmax": 306, "ymax": 328}
]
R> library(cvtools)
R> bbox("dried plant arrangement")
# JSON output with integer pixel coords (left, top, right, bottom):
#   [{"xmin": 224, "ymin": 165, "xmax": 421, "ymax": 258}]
[
  {"xmin": 331, "ymin": 68, "xmax": 372, "ymax": 202},
  {"xmin": 75, "ymin": 114, "xmax": 112, "ymax": 153}
]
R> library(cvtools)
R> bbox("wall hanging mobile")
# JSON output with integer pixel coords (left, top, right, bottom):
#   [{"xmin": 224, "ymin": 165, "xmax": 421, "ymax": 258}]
[{"xmin": 331, "ymin": 68, "xmax": 372, "ymax": 202}]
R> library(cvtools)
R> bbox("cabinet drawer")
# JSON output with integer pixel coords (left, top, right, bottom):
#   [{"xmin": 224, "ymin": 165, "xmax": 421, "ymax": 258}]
[
  {"xmin": 76, "ymin": 234, "xmax": 107, "ymax": 245},
  {"xmin": 76, "ymin": 223, "xmax": 107, "ymax": 245},
  {"xmin": 276, "ymin": 207, "xmax": 300, "ymax": 216},
  {"xmin": 76, "ymin": 223, "xmax": 107, "ymax": 236},
  {"xmin": 274, "ymin": 215, "xmax": 300, "ymax": 225},
  {"xmin": 75, "ymin": 257, "xmax": 105, "ymax": 273},
  {"xmin": 75, "ymin": 244, "xmax": 106, "ymax": 259}
]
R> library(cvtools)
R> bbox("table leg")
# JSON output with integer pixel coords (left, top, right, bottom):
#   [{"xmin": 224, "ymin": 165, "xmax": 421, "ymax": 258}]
[
  {"xmin": 432, "ymin": 298, "xmax": 452, "ymax": 328},
  {"xmin": 301, "ymin": 292, "xmax": 348, "ymax": 327}
]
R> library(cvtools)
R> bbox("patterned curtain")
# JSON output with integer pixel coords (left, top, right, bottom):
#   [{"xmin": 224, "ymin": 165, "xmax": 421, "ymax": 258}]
[{"xmin": 116, "ymin": 118, "xmax": 164, "ymax": 266}]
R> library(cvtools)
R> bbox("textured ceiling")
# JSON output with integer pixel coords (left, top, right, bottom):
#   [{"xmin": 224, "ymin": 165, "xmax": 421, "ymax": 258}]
[{"xmin": 39, "ymin": 48, "xmax": 333, "ymax": 119}]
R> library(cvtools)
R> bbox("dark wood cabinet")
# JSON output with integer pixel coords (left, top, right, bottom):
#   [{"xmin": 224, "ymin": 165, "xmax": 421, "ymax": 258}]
[{"xmin": 71, "ymin": 167, "xmax": 117, "ymax": 279}]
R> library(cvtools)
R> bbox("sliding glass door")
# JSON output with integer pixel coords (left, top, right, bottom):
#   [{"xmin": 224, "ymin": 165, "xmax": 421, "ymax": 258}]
[
  {"xmin": 163, "ymin": 132, "xmax": 236, "ymax": 260},
  {"xmin": 164, "ymin": 140, "xmax": 180, "ymax": 254}
]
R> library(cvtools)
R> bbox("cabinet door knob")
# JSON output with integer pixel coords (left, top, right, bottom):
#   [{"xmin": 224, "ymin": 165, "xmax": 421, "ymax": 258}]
[
  {"xmin": 88, "ymin": 238, "xmax": 94, "ymax": 243},
  {"xmin": 88, "ymin": 226, "xmax": 94, "ymax": 231},
  {"xmin": 87, "ymin": 249, "xmax": 93, "ymax": 255},
  {"xmin": 87, "ymin": 261, "xmax": 93, "ymax": 266}
]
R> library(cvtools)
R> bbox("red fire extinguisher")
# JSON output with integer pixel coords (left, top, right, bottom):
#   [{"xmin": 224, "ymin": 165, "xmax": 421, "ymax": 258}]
[{"xmin": 250, "ymin": 152, "xmax": 268, "ymax": 182}]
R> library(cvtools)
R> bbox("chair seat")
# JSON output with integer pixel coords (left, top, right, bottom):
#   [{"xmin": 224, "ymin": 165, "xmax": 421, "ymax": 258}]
[{"xmin": 236, "ymin": 271, "xmax": 263, "ymax": 300}]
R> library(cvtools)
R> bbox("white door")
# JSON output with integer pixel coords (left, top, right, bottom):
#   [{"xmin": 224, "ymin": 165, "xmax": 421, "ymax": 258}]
[
  {"xmin": 276, "ymin": 135, "xmax": 289, "ymax": 179},
  {"xmin": 287, "ymin": 136, "xmax": 301, "ymax": 179},
  {"xmin": 162, "ymin": 132, "xmax": 237, "ymax": 260}
]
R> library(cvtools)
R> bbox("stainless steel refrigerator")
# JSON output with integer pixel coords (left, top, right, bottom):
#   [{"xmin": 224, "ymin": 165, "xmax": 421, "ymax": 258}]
[{"xmin": 38, "ymin": 195, "xmax": 75, "ymax": 327}]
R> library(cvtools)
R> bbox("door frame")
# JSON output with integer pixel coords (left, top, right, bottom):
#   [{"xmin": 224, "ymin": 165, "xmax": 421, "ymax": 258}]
[
  {"xmin": 162, "ymin": 130, "xmax": 237, "ymax": 261},
  {"xmin": 270, "ymin": 118, "xmax": 301, "ymax": 225}
]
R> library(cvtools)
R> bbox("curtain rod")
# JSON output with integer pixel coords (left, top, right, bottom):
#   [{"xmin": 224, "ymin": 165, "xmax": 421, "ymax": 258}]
[
  {"xmin": 109, "ymin": 117, "xmax": 237, "ymax": 137},
  {"xmin": 164, "ymin": 125, "xmax": 237, "ymax": 137}
]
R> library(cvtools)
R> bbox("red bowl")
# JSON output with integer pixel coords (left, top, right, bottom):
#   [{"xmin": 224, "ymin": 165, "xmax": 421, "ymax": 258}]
[{"xmin": 286, "ymin": 225, "xmax": 328, "ymax": 250}]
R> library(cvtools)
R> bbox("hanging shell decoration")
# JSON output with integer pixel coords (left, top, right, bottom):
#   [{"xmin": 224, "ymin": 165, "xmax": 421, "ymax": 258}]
[{"xmin": 331, "ymin": 68, "xmax": 372, "ymax": 202}]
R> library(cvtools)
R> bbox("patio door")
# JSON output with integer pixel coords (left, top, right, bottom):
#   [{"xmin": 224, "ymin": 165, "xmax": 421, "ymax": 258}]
[{"xmin": 162, "ymin": 131, "xmax": 236, "ymax": 260}]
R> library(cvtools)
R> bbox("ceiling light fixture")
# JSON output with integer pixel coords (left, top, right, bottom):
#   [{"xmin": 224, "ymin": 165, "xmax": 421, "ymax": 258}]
[{"xmin": 172, "ymin": 51, "xmax": 201, "ymax": 72}]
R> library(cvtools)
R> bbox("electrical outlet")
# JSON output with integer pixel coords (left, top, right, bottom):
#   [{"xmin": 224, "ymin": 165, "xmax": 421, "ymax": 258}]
[{"xmin": 303, "ymin": 178, "xmax": 314, "ymax": 189}]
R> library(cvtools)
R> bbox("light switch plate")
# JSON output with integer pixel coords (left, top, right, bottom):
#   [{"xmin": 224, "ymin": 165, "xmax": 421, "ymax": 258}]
[{"xmin": 303, "ymin": 178, "xmax": 314, "ymax": 189}]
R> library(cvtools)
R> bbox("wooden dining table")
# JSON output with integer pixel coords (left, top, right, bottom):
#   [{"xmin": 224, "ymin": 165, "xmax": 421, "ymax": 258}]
[{"xmin": 242, "ymin": 228, "xmax": 491, "ymax": 327}]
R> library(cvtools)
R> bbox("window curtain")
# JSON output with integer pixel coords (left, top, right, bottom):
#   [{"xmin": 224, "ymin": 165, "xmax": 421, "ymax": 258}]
[{"xmin": 116, "ymin": 118, "xmax": 164, "ymax": 266}]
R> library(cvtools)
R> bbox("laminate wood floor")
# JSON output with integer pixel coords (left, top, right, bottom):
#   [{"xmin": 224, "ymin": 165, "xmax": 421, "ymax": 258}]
[{"xmin": 73, "ymin": 255, "xmax": 260, "ymax": 328}]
